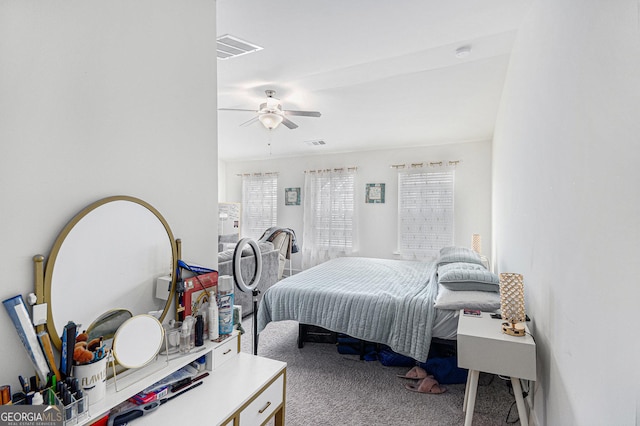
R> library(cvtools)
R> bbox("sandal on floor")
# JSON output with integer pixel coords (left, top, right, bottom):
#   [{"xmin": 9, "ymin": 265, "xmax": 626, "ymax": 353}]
[
  {"xmin": 404, "ymin": 377, "xmax": 447, "ymax": 394},
  {"xmin": 396, "ymin": 366, "xmax": 432, "ymax": 380}
]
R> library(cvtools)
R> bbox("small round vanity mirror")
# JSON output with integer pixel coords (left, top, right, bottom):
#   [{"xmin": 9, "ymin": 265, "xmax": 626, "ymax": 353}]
[
  {"xmin": 43, "ymin": 196, "xmax": 177, "ymax": 349},
  {"xmin": 86, "ymin": 309, "xmax": 133, "ymax": 351},
  {"xmin": 112, "ymin": 314, "xmax": 165, "ymax": 369}
]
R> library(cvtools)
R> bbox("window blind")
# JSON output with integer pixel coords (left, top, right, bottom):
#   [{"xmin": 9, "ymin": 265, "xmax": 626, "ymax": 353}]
[
  {"xmin": 302, "ymin": 169, "xmax": 356, "ymax": 268},
  {"xmin": 309, "ymin": 172, "xmax": 354, "ymax": 248},
  {"xmin": 398, "ymin": 170, "xmax": 454, "ymax": 260},
  {"xmin": 241, "ymin": 174, "xmax": 277, "ymax": 239}
]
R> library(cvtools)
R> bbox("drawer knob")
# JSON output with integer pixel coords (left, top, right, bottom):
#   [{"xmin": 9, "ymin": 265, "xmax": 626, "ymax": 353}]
[
  {"xmin": 258, "ymin": 401, "xmax": 271, "ymax": 414},
  {"xmin": 223, "ymin": 349, "xmax": 232, "ymax": 355}
]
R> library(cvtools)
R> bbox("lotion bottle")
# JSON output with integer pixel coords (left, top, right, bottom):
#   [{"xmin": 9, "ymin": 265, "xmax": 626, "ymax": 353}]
[
  {"xmin": 218, "ymin": 275, "xmax": 234, "ymax": 335},
  {"xmin": 208, "ymin": 290, "xmax": 219, "ymax": 341}
]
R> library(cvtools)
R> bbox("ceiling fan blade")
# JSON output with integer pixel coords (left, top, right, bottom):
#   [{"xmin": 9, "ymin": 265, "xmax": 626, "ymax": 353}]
[
  {"xmin": 281, "ymin": 117, "xmax": 299, "ymax": 129},
  {"xmin": 219, "ymin": 108, "xmax": 258, "ymax": 113},
  {"xmin": 239, "ymin": 116, "xmax": 259, "ymax": 127},
  {"xmin": 284, "ymin": 110, "xmax": 321, "ymax": 117}
]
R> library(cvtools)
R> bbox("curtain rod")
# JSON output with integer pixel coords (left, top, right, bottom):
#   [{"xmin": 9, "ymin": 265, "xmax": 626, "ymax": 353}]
[
  {"xmin": 390, "ymin": 160, "xmax": 461, "ymax": 169},
  {"xmin": 236, "ymin": 172, "xmax": 279, "ymax": 177},
  {"xmin": 304, "ymin": 166, "xmax": 358, "ymax": 174}
]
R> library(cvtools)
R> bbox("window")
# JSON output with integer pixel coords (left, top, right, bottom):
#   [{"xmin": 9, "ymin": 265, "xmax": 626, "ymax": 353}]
[
  {"xmin": 398, "ymin": 170, "xmax": 454, "ymax": 260},
  {"xmin": 241, "ymin": 174, "xmax": 277, "ymax": 239},
  {"xmin": 302, "ymin": 169, "xmax": 356, "ymax": 268}
]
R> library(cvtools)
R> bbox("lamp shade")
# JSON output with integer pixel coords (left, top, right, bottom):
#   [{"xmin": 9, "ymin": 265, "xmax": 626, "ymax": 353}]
[
  {"xmin": 471, "ymin": 234, "xmax": 482, "ymax": 254},
  {"xmin": 258, "ymin": 112, "xmax": 283, "ymax": 130},
  {"xmin": 500, "ymin": 272, "xmax": 526, "ymax": 336}
]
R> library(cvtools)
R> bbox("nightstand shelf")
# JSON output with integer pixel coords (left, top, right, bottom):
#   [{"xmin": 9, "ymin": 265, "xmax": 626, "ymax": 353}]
[{"xmin": 457, "ymin": 310, "xmax": 536, "ymax": 426}]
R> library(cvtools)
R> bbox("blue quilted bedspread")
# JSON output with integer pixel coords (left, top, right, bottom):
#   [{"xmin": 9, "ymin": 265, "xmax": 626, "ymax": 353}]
[{"xmin": 257, "ymin": 256, "xmax": 439, "ymax": 362}]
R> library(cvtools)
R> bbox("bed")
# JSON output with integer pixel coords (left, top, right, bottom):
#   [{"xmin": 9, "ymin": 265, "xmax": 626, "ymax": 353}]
[{"xmin": 256, "ymin": 247, "xmax": 501, "ymax": 362}]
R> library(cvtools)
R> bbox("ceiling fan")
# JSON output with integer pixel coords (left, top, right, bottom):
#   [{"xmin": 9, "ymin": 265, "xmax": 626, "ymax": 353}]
[{"xmin": 219, "ymin": 90, "xmax": 321, "ymax": 130}]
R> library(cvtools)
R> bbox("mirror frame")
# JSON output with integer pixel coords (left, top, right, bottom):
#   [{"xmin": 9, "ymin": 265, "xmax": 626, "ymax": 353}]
[{"xmin": 36, "ymin": 195, "xmax": 178, "ymax": 350}]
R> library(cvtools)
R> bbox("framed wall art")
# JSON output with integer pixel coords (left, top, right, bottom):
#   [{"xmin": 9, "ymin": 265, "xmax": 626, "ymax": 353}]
[
  {"xmin": 285, "ymin": 187, "xmax": 301, "ymax": 206},
  {"xmin": 365, "ymin": 183, "xmax": 385, "ymax": 204}
]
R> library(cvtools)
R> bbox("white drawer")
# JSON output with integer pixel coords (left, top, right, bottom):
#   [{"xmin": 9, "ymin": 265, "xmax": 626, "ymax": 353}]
[
  {"xmin": 213, "ymin": 336, "xmax": 238, "ymax": 369},
  {"xmin": 239, "ymin": 374, "xmax": 284, "ymax": 425}
]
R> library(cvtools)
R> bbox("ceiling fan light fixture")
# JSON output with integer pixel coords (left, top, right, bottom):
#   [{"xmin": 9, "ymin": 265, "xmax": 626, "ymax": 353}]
[{"xmin": 259, "ymin": 112, "xmax": 283, "ymax": 130}]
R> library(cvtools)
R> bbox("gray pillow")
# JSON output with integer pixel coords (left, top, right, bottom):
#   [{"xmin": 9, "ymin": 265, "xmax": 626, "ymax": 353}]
[
  {"xmin": 437, "ymin": 246, "xmax": 483, "ymax": 266},
  {"xmin": 438, "ymin": 261, "xmax": 485, "ymax": 275},
  {"xmin": 438, "ymin": 268, "xmax": 500, "ymax": 292}
]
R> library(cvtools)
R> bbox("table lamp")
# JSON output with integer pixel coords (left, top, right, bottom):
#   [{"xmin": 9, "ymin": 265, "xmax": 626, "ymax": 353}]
[
  {"xmin": 471, "ymin": 234, "xmax": 482, "ymax": 254},
  {"xmin": 499, "ymin": 273, "xmax": 526, "ymax": 337}
]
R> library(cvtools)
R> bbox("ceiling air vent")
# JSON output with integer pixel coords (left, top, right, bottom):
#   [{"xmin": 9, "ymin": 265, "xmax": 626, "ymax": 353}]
[
  {"xmin": 304, "ymin": 140, "xmax": 326, "ymax": 146},
  {"xmin": 217, "ymin": 34, "xmax": 263, "ymax": 60}
]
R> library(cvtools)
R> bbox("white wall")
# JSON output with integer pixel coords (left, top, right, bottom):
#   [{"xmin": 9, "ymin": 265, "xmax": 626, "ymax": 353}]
[
  {"xmin": 222, "ymin": 141, "xmax": 492, "ymax": 270},
  {"xmin": 0, "ymin": 1, "xmax": 217, "ymax": 390},
  {"xmin": 493, "ymin": 0, "xmax": 640, "ymax": 424},
  {"xmin": 218, "ymin": 159, "xmax": 228, "ymax": 202}
]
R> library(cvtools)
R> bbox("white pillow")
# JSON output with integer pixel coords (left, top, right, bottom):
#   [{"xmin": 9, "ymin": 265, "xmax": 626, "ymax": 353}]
[{"xmin": 434, "ymin": 284, "xmax": 501, "ymax": 311}]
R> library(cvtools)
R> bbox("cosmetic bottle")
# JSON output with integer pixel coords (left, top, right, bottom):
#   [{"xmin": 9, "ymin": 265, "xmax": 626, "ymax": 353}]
[
  {"xmin": 194, "ymin": 315, "xmax": 204, "ymax": 347},
  {"xmin": 179, "ymin": 319, "xmax": 190, "ymax": 354},
  {"xmin": 218, "ymin": 275, "xmax": 234, "ymax": 335},
  {"xmin": 208, "ymin": 290, "xmax": 219, "ymax": 341},
  {"xmin": 189, "ymin": 316, "xmax": 196, "ymax": 350},
  {"xmin": 31, "ymin": 391, "xmax": 43, "ymax": 405}
]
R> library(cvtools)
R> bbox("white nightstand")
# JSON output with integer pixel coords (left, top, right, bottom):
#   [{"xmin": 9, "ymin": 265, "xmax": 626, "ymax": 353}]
[{"xmin": 457, "ymin": 310, "xmax": 536, "ymax": 426}]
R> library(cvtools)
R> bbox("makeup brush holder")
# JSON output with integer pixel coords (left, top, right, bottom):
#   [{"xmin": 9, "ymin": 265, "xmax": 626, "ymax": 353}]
[{"xmin": 72, "ymin": 356, "xmax": 107, "ymax": 405}]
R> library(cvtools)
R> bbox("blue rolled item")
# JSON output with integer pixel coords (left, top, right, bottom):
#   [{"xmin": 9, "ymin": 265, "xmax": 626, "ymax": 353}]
[{"xmin": 178, "ymin": 260, "xmax": 216, "ymax": 275}]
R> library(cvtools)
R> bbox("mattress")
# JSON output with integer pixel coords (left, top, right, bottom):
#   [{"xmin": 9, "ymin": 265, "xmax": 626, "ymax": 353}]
[{"xmin": 432, "ymin": 309, "xmax": 460, "ymax": 340}]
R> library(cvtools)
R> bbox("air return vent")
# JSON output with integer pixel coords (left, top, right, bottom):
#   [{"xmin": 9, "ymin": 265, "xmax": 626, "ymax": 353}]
[
  {"xmin": 304, "ymin": 140, "xmax": 326, "ymax": 146},
  {"xmin": 217, "ymin": 34, "xmax": 263, "ymax": 60}
]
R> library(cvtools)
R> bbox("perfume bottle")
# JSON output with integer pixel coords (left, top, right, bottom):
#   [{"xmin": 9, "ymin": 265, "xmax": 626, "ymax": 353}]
[{"xmin": 180, "ymin": 317, "xmax": 191, "ymax": 354}]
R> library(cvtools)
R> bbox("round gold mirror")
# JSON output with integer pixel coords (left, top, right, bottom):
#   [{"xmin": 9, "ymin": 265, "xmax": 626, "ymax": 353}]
[{"xmin": 42, "ymin": 196, "xmax": 177, "ymax": 349}]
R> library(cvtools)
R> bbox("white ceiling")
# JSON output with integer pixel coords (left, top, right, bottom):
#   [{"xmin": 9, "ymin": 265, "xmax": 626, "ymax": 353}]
[{"xmin": 217, "ymin": 0, "xmax": 532, "ymax": 162}]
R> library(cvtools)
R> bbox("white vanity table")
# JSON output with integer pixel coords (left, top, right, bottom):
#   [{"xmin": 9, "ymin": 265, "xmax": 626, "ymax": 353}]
[
  {"xmin": 84, "ymin": 333, "xmax": 286, "ymax": 426},
  {"xmin": 31, "ymin": 197, "xmax": 287, "ymax": 426}
]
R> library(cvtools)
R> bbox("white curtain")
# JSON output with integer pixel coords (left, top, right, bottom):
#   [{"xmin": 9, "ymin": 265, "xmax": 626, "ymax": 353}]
[
  {"xmin": 302, "ymin": 169, "xmax": 357, "ymax": 269},
  {"xmin": 397, "ymin": 170, "xmax": 454, "ymax": 260},
  {"xmin": 241, "ymin": 174, "xmax": 277, "ymax": 240}
]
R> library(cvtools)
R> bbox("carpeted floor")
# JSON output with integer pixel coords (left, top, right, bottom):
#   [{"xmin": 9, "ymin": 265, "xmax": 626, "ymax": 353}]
[{"xmin": 240, "ymin": 316, "xmax": 521, "ymax": 426}]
